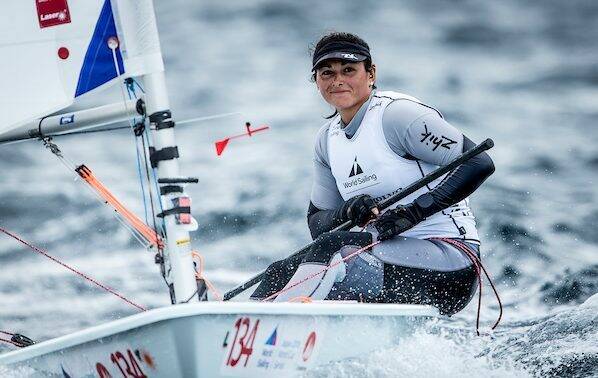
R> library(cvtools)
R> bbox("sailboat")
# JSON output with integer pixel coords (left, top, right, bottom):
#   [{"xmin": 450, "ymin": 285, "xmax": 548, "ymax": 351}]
[{"xmin": 0, "ymin": 1, "xmax": 498, "ymax": 376}]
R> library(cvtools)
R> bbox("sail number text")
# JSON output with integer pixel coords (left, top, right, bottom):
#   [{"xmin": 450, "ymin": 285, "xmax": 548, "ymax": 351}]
[{"xmin": 225, "ymin": 317, "xmax": 260, "ymax": 368}]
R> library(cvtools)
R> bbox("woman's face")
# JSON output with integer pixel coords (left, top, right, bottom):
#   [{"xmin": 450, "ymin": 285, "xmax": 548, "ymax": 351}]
[{"xmin": 315, "ymin": 60, "xmax": 375, "ymax": 112}]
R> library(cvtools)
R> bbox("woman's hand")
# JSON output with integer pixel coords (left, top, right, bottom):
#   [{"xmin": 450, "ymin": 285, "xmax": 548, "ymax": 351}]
[
  {"xmin": 339, "ymin": 194, "xmax": 379, "ymax": 227},
  {"xmin": 374, "ymin": 204, "xmax": 424, "ymax": 241}
]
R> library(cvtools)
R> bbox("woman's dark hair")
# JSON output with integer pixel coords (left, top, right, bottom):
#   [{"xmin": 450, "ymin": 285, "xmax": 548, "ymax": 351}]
[{"xmin": 310, "ymin": 32, "xmax": 376, "ymax": 119}]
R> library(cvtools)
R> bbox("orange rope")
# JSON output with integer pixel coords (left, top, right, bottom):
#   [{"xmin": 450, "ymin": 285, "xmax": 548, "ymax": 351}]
[
  {"xmin": 76, "ymin": 165, "xmax": 163, "ymax": 249},
  {"xmin": 191, "ymin": 251, "xmax": 222, "ymax": 301}
]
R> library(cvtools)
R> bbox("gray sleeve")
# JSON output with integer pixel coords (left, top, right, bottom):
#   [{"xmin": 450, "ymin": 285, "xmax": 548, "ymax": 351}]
[
  {"xmin": 382, "ymin": 100, "xmax": 464, "ymax": 166},
  {"xmin": 310, "ymin": 124, "xmax": 344, "ymax": 210}
]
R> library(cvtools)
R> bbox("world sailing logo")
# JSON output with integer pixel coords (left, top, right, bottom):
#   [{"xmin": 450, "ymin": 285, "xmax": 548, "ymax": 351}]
[
  {"xmin": 342, "ymin": 157, "xmax": 377, "ymax": 189},
  {"xmin": 348, "ymin": 157, "xmax": 363, "ymax": 177}
]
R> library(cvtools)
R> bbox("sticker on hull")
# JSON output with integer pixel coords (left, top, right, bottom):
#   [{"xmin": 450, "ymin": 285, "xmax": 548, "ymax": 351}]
[{"xmin": 221, "ymin": 316, "xmax": 325, "ymax": 376}]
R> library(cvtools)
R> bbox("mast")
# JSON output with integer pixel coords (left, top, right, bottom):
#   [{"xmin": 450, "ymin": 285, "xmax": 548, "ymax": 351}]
[
  {"xmin": 143, "ymin": 71, "xmax": 200, "ymax": 304},
  {"xmin": 127, "ymin": 0, "xmax": 200, "ymax": 304}
]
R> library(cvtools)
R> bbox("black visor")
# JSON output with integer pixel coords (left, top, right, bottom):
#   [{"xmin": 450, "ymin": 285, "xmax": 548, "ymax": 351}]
[{"xmin": 312, "ymin": 41, "xmax": 371, "ymax": 71}]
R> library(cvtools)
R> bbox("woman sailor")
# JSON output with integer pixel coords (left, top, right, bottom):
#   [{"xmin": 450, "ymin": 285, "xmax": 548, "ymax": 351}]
[{"xmin": 252, "ymin": 32, "xmax": 495, "ymax": 315}]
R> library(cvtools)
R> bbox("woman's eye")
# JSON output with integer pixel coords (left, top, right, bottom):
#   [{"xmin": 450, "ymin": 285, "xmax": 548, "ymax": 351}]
[
  {"xmin": 321, "ymin": 70, "xmax": 333, "ymax": 76},
  {"xmin": 343, "ymin": 67, "xmax": 355, "ymax": 73}
]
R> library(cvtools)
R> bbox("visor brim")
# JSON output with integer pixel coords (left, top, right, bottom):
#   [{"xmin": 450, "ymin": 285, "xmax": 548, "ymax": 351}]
[{"xmin": 312, "ymin": 52, "xmax": 368, "ymax": 70}]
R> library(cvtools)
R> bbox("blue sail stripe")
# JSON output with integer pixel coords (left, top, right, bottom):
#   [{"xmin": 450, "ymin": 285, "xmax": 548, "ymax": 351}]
[{"xmin": 75, "ymin": 0, "xmax": 125, "ymax": 97}]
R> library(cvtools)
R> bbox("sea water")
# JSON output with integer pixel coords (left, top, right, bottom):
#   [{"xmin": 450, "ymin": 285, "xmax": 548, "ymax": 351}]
[{"xmin": 0, "ymin": 0, "xmax": 597, "ymax": 376}]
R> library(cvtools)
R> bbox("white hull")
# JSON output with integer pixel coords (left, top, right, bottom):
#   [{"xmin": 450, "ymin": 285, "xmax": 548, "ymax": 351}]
[{"xmin": 0, "ymin": 302, "xmax": 436, "ymax": 377}]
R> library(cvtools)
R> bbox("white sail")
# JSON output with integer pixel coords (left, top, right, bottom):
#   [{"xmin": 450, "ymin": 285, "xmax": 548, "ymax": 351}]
[
  {"xmin": 111, "ymin": 0, "xmax": 165, "ymax": 78},
  {"xmin": 0, "ymin": 0, "xmax": 164, "ymax": 141}
]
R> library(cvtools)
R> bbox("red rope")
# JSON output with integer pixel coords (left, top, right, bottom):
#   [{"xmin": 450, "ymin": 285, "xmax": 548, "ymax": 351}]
[
  {"xmin": 261, "ymin": 233, "xmax": 502, "ymax": 336},
  {"xmin": 0, "ymin": 337, "xmax": 21, "ymax": 347},
  {"xmin": 432, "ymin": 238, "xmax": 503, "ymax": 335},
  {"xmin": 263, "ymin": 240, "xmax": 381, "ymax": 301},
  {"xmin": 0, "ymin": 226, "xmax": 147, "ymax": 312},
  {"xmin": 0, "ymin": 331, "xmax": 34, "ymax": 348}
]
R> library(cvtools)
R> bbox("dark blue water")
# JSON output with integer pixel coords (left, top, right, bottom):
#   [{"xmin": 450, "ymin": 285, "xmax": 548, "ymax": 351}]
[{"xmin": 1, "ymin": 1, "xmax": 597, "ymax": 376}]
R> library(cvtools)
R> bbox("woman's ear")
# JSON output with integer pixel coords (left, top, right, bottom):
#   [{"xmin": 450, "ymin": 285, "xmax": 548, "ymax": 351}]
[{"xmin": 370, "ymin": 64, "xmax": 377, "ymax": 83}]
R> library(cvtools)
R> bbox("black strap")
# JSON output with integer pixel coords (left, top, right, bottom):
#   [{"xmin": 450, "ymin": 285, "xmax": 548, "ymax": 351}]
[
  {"xmin": 136, "ymin": 99, "xmax": 145, "ymax": 116},
  {"xmin": 160, "ymin": 185, "xmax": 184, "ymax": 195},
  {"xmin": 149, "ymin": 146, "xmax": 179, "ymax": 168},
  {"xmin": 149, "ymin": 110, "xmax": 170, "ymax": 123},
  {"xmin": 158, "ymin": 177, "xmax": 199, "ymax": 184},
  {"xmin": 157, "ymin": 206, "xmax": 191, "ymax": 218},
  {"xmin": 149, "ymin": 110, "xmax": 175, "ymax": 130}
]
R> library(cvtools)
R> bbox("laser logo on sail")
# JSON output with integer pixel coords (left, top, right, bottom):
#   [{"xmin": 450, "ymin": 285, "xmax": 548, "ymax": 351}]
[
  {"xmin": 40, "ymin": 11, "xmax": 67, "ymax": 21},
  {"xmin": 36, "ymin": 0, "xmax": 71, "ymax": 29}
]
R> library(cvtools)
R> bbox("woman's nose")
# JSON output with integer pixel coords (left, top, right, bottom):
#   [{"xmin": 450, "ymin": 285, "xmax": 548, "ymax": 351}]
[{"xmin": 332, "ymin": 77, "xmax": 344, "ymax": 86}]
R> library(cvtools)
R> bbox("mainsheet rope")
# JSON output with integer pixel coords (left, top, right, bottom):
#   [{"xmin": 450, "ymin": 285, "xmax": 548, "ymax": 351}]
[{"xmin": 432, "ymin": 237, "xmax": 503, "ymax": 335}]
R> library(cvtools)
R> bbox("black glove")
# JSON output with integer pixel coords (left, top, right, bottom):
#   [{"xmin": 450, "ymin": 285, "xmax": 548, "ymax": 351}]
[
  {"xmin": 374, "ymin": 203, "xmax": 425, "ymax": 241},
  {"xmin": 337, "ymin": 194, "xmax": 379, "ymax": 227}
]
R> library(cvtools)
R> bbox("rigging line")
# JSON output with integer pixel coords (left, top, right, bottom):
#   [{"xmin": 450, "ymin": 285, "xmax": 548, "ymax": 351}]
[
  {"xmin": 262, "ymin": 219, "xmax": 379, "ymax": 301},
  {"xmin": 0, "ymin": 337, "xmax": 21, "ymax": 348},
  {"xmin": 0, "ymin": 226, "xmax": 147, "ymax": 312},
  {"xmin": 42, "ymin": 139, "xmax": 156, "ymax": 249},
  {"xmin": 126, "ymin": 82, "xmax": 150, "ymax": 226},
  {"xmin": 110, "ymin": 43, "xmax": 160, "ymax": 245},
  {"xmin": 0, "ymin": 332, "xmax": 34, "ymax": 348},
  {"xmin": 132, "ymin": 78, "xmax": 145, "ymax": 93},
  {"xmin": 112, "ymin": 46, "xmax": 150, "ymax": 228},
  {"xmin": 262, "ymin": 240, "xmax": 382, "ymax": 302},
  {"xmin": 138, "ymin": 131, "xmax": 171, "ymax": 290},
  {"xmin": 192, "ymin": 251, "xmax": 223, "ymax": 301},
  {"xmin": 139, "ymin": 132, "xmax": 164, "ymax": 243},
  {"xmin": 142, "ymin": 126, "xmax": 167, "ymax": 238},
  {"xmin": 76, "ymin": 165, "xmax": 162, "ymax": 248},
  {"xmin": 110, "ymin": 43, "xmax": 136, "ymax": 132},
  {"xmin": 135, "ymin": 128, "xmax": 150, "ymax": 226},
  {"xmin": 137, "ymin": 142, "xmax": 150, "ymax": 226},
  {"xmin": 176, "ymin": 112, "xmax": 241, "ymax": 125},
  {"xmin": 432, "ymin": 237, "xmax": 503, "ymax": 335}
]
